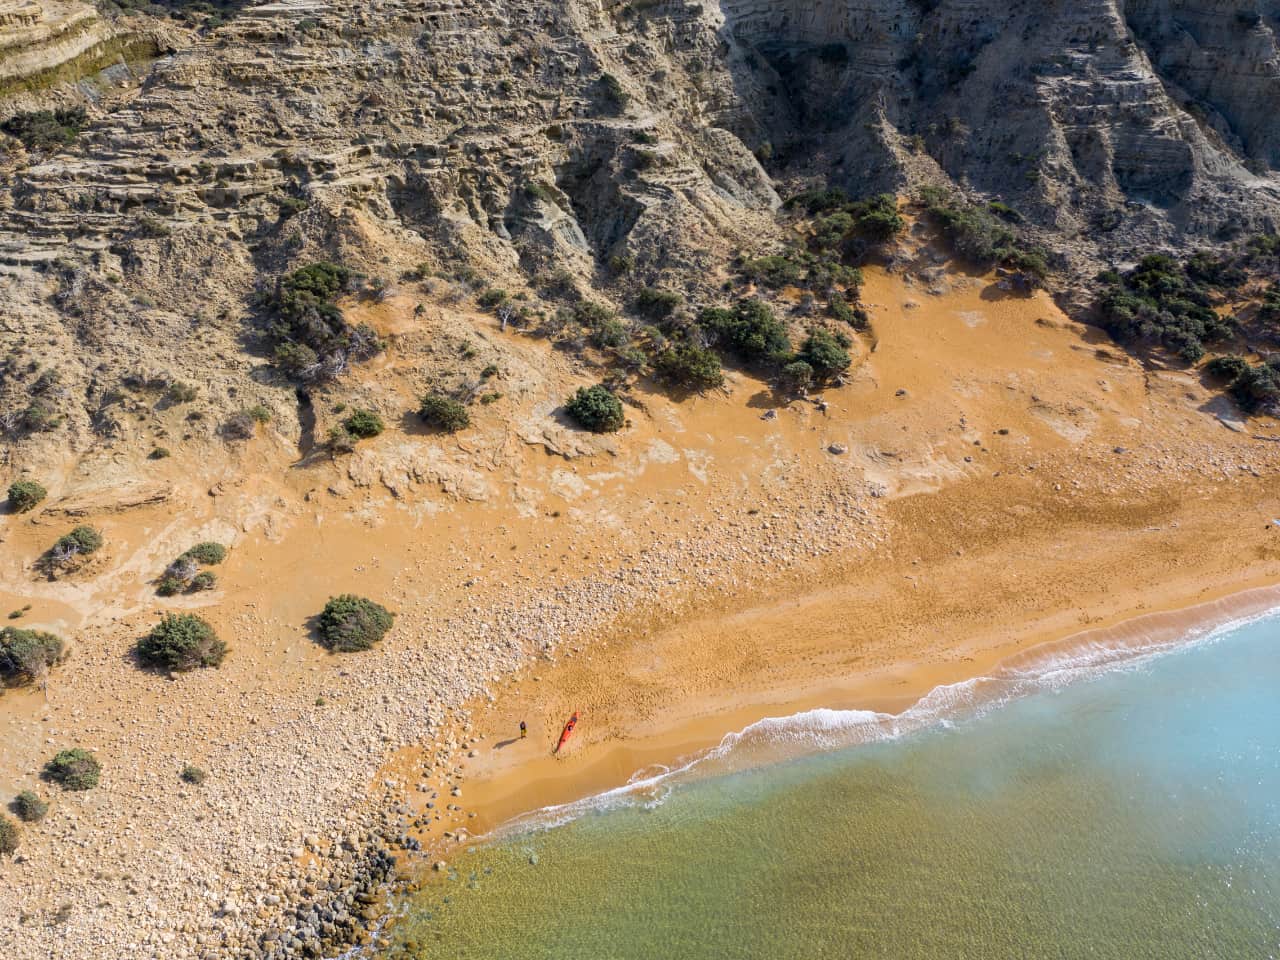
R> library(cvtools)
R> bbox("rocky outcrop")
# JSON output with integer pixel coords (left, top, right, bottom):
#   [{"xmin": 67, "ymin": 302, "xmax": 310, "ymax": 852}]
[
  {"xmin": 4, "ymin": 0, "xmax": 1280, "ymax": 460},
  {"xmin": 0, "ymin": 0, "xmax": 182, "ymax": 108}
]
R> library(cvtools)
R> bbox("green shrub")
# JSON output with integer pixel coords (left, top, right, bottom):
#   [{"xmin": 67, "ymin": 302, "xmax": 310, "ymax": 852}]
[
  {"xmin": 1231, "ymin": 360, "xmax": 1280, "ymax": 413},
  {"xmin": 702, "ymin": 300, "xmax": 792, "ymax": 366},
  {"xmin": 180, "ymin": 764, "xmax": 207, "ymax": 785},
  {"xmin": 2, "ymin": 107, "xmax": 86, "ymax": 150},
  {"xmin": 45, "ymin": 526, "xmax": 103, "ymax": 569},
  {"xmin": 478, "ymin": 288, "xmax": 508, "ymax": 309},
  {"xmin": 11, "ymin": 791, "xmax": 47, "ymax": 823},
  {"xmin": 1096, "ymin": 254, "xmax": 1233, "ymax": 364},
  {"xmin": 157, "ymin": 576, "xmax": 186, "ymax": 597},
  {"xmin": 781, "ymin": 360, "xmax": 814, "ymax": 394},
  {"xmin": 189, "ymin": 571, "xmax": 217, "ymax": 592},
  {"xmin": 317, "ymin": 595, "xmax": 395, "ymax": 652},
  {"xmin": 1205, "ymin": 356, "xmax": 1250, "ymax": 383},
  {"xmin": 920, "ymin": 189, "xmax": 1048, "ymax": 277},
  {"xmin": 0, "ymin": 815, "xmax": 17, "ymax": 855},
  {"xmin": 344, "ymin": 408, "xmax": 384, "ymax": 439},
  {"xmin": 634, "ymin": 288, "xmax": 682, "ymax": 320},
  {"xmin": 652, "ymin": 343, "xmax": 725, "ymax": 390},
  {"xmin": 565, "ymin": 384, "xmax": 625, "ymax": 433},
  {"xmin": 0, "ymin": 627, "xmax": 64, "ymax": 683},
  {"xmin": 799, "ymin": 329, "xmax": 853, "ymax": 380},
  {"xmin": 246, "ymin": 404, "xmax": 272, "ymax": 424},
  {"xmin": 183, "ymin": 542, "xmax": 227, "ymax": 566},
  {"xmin": 136, "ymin": 614, "xmax": 225, "ymax": 672},
  {"xmin": 740, "ymin": 254, "xmax": 807, "ymax": 289},
  {"xmin": 327, "ymin": 425, "xmax": 357, "ymax": 453},
  {"xmin": 149, "ymin": 447, "xmax": 171, "ymax": 460},
  {"xmin": 261, "ymin": 262, "xmax": 381, "ymax": 381},
  {"xmin": 43, "ymin": 748, "xmax": 101, "ymax": 791},
  {"xmin": 419, "ymin": 394, "xmax": 470, "ymax": 432},
  {"xmin": 167, "ymin": 381, "xmax": 198, "ymax": 404},
  {"xmin": 8, "ymin": 480, "xmax": 47, "ymax": 513}
]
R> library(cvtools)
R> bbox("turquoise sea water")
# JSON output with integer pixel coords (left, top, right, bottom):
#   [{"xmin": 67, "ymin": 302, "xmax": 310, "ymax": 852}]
[{"xmin": 385, "ymin": 614, "xmax": 1280, "ymax": 959}]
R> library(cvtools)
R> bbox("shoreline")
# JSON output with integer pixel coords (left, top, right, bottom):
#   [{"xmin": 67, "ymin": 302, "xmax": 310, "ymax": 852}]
[{"xmin": 416, "ymin": 573, "xmax": 1280, "ymax": 860}]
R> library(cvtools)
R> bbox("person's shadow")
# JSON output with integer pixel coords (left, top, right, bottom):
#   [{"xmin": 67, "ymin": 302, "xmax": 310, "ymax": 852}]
[{"xmin": 493, "ymin": 737, "xmax": 519, "ymax": 749}]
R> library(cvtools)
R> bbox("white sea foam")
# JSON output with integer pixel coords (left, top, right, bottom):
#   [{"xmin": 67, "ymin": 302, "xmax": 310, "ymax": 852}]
[{"xmin": 489, "ymin": 603, "xmax": 1280, "ymax": 841}]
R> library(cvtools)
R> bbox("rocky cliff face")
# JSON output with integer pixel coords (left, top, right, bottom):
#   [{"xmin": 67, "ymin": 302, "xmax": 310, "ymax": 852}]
[{"xmin": 4, "ymin": 0, "xmax": 1280, "ymax": 465}]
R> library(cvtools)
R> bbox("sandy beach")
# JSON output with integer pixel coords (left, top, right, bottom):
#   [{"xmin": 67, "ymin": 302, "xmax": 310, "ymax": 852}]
[{"xmin": 4, "ymin": 259, "xmax": 1280, "ymax": 958}]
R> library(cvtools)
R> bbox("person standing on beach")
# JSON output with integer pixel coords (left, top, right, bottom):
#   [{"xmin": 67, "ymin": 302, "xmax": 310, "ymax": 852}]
[{"xmin": 520, "ymin": 721, "xmax": 527, "ymax": 739}]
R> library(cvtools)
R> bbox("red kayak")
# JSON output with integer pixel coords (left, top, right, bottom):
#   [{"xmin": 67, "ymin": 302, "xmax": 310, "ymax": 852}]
[{"xmin": 554, "ymin": 712, "xmax": 580, "ymax": 754}]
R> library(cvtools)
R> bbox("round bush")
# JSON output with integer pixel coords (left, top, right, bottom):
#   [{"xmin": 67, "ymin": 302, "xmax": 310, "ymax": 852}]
[
  {"xmin": 8, "ymin": 480, "xmax": 47, "ymax": 513},
  {"xmin": 189, "ymin": 571, "xmax": 217, "ymax": 592},
  {"xmin": 53, "ymin": 526, "xmax": 103, "ymax": 557},
  {"xmin": 43, "ymin": 748, "xmax": 100, "ymax": 791},
  {"xmin": 0, "ymin": 627, "xmax": 64, "ymax": 684},
  {"xmin": 180, "ymin": 764, "xmax": 206, "ymax": 785},
  {"xmin": 565, "ymin": 384, "xmax": 625, "ymax": 433},
  {"xmin": 344, "ymin": 408, "xmax": 384, "ymax": 439},
  {"xmin": 182, "ymin": 542, "xmax": 227, "ymax": 566},
  {"xmin": 11, "ymin": 790, "xmax": 47, "ymax": 822},
  {"xmin": 317, "ymin": 595, "xmax": 395, "ymax": 652},
  {"xmin": 0, "ymin": 815, "xmax": 18, "ymax": 855},
  {"xmin": 136, "ymin": 614, "xmax": 225, "ymax": 671},
  {"xmin": 419, "ymin": 394, "xmax": 470, "ymax": 433}
]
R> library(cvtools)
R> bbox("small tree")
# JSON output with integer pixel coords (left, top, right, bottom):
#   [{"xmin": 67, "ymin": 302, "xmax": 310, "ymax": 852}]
[
  {"xmin": 780, "ymin": 360, "xmax": 814, "ymax": 395},
  {"xmin": 0, "ymin": 815, "xmax": 17, "ymax": 855},
  {"xmin": 11, "ymin": 791, "xmax": 48, "ymax": 822},
  {"xmin": 8, "ymin": 480, "xmax": 47, "ymax": 513},
  {"xmin": 565, "ymin": 385, "xmax": 625, "ymax": 433},
  {"xmin": 43, "ymin": 748, "xmax": 101, "ymax": 791},
  {"xmin": 136, "ymin": 614, "xmax": 225, "ymax": 671},
  {"xmin": 343, "ymin": 409, "xmax": 384, "ymax": 439},
  {"xmin": 317, "ymin": 595, "xmax": 395, "ymax": 652},
  {"xmin": 419, "ymin": 394, "xmax": 470, "ymax": 432},
  {"xmin": 0, "ymin": 627, "xmax": 65, "ymax": 685}
]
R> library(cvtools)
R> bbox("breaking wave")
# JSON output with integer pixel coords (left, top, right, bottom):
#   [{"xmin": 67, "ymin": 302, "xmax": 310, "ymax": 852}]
[{"xmin": 491, "ymin": 596, "xmax": 1280, "ymax": 840}]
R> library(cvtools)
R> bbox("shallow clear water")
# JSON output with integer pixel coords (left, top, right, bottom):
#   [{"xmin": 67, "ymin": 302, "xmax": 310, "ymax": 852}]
[{"xmin": 385, "ymin": 615, "xmax": 1280, "ymax": 959}]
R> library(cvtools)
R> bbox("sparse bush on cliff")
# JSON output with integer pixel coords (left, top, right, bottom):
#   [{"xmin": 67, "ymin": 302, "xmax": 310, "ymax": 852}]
[
  {"xmin": 136, "ymin": 614, "xmax": 225, "ymax": 672},
  {"xmin": 702, "ymin": 300, "xmax": 792, "ymax": 367},
  {"xmin": 0, "ymin": 627, "xmax": 64, "ymax": 684},
  {"xmin": 41, "ymin": 526, "xmax": 103, "ymax": 572},
  {"xmin": 1205, "ymin": 356, "xmax": 1250, "ymax": 383},
  {"xmin": 222, "ymin": 412, "xmax": 257, "ymax": 441},
  {"xmin": 1096, "ymin": 254, "xmax": 1233, "ymax": 364},
  {"xmin": 260, "ymin": 262, "xmax": 382, "ymax": 381},
  {"xmin": 565, "ymin": 384, "xmax": 626, "ymax": 433},
  {"xmin": 920, "ymin": 188, "xmax": 1049, "ymax": 282},
  {"xmin": 11, "ymin": 790, "xmax": 47, "ymax": 823},
  {"xmin": 343, "ymin": 409, "xmax": 384, "ymax": 439},
  {"xmin": 1230, "ymin": 360, "xmax": 1280, "ymax": 413},
  {"xmin": 634, "ymin": 288, "xmax": 682, "ymax": 321},
  {"xmin": 317, "ymin": 595, "xmax": 394, "ymax": 652},
  {"xmin": 8, "ymin": 480, "xmax": 46, "ymax": 513},
  {"xmin": 189, "ymin": 571, "xmax": 217, "ymax": 592},
  {"xmin": 652, "ymin": 343, "xmax": 725, "ymax": 391},
  {"xmin": 799, "ymin": 328, "xmax": 853, "ymax": 381},
  {"xmin": 183, "ymin": 542, "xmax": 227, "ymax": 566},
  {"xmin": 419, "ymin": 394, "xmax": 470, "ymax": 432},
  {"xmin": 0, "ymin": 815, "xmax": 17, "ymax": 855},
  {"xmin": 327, "ymin": 425, "xmax": 358, "ymax": 454},
  {"xmin": 167, "ymin": 381, "xmax": 198, "ymax": 404},
  {"xmin": 43, "ymin": 749, "xmax": 101, "ymax": 791},
  {"xmin": 180, "ymin": 764, "xmax": 207, "ymax": 785},
  {"xmin": 1, "ymin": 107, "xmax": 86, "ymax": 151}
]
